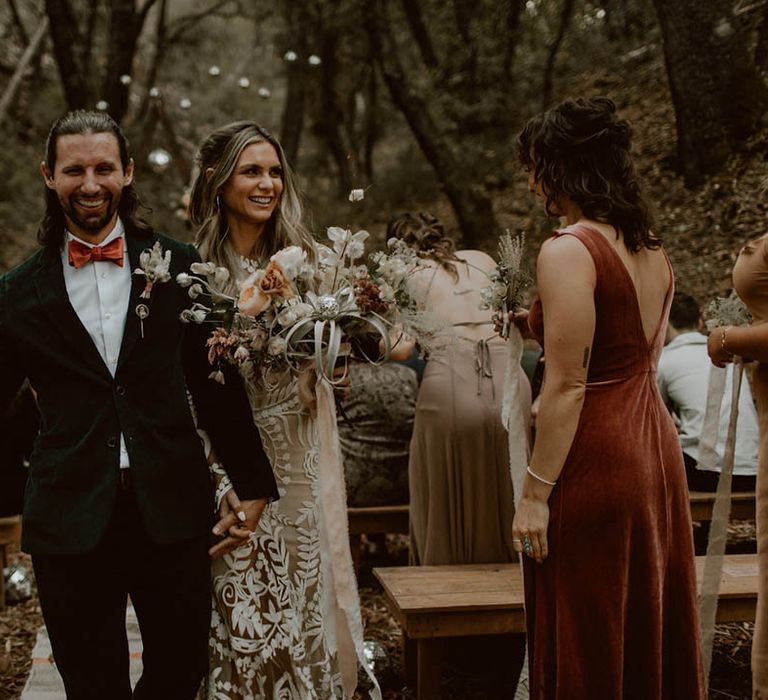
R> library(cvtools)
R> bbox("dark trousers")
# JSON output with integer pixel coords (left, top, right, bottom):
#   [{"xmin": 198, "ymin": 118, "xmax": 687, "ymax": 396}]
[
  {"xmin": 32, "ymin": 474, "xmax": 211, "ymax": 700},
  {"xmin": 683, "ymin": 452, "xmax": 757, "ymax": 492}
]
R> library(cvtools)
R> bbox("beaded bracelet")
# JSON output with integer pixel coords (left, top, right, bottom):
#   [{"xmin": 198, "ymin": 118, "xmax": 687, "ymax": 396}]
[
  {"xmin": 721, "ymin": 326, "xmax": 734, "ymax": 358},
  {"xmin": 527, "ymin": 465, "xmax": 557, "ymax": 487}
]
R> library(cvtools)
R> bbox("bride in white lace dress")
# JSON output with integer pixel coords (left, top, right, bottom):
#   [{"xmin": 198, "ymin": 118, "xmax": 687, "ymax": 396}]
[{"xmin": 188, "ymin": 121, "xmax": 379, "ymax": 699}]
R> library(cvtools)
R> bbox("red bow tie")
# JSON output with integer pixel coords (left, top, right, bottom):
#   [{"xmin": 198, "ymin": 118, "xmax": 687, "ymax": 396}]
[{"xmin": 68, "ymin": 236, "xmax": 125, "ymax": 269}]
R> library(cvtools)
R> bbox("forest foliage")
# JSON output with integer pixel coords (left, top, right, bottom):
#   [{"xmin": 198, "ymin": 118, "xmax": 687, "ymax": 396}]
[{"xmin": 1, "ymin": 0, "xmax": 767, "ymax": 305}]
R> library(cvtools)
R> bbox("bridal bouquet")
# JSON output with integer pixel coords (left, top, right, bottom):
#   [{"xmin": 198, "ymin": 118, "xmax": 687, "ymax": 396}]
[
  {"xmin": 177, "ymin": 227, "xmax": 429, "ymax": 385},
  {"xmin": 480, "ymin": 230, "xmax": 530, "ymax": 339}
]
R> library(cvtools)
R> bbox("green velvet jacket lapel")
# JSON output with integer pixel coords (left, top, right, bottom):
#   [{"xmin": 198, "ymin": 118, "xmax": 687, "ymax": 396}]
[
  {"xmin": 118, "ymin": 230, "xmax": 159, "ymax": 369},
  {"xmin": 32, "ymin": 246, "xmax": 112, "ymax": 383}
]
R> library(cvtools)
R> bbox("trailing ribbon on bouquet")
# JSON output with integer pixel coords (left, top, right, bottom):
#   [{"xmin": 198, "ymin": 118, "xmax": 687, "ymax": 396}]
[
  {"xmin": 501, "ymin": 327, "xmax": 530, "ymax": 508},
  {"xmin": 314, "ymin": 379, "xmax": 383, "ymax": 699},
  {"xmin": 501, "ymin": 326, "xmax": 532, "ymax": 699},
  {"xmin": 697, "ymin": 358, "xmax": 744, "ymax": 688},
  {"xmin": 282, "ymin": 288, "xmax": 391, "ymax": 381}
]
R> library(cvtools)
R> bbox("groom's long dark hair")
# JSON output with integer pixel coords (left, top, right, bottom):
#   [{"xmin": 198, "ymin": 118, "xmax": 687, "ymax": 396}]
[{"xmin": 37, "ymin": 110, "xmax": 152, "ymax": 250}]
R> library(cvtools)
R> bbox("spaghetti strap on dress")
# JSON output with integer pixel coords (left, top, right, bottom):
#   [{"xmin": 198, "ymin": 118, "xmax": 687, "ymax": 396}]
[{"xmin": 525, "ymin": 223, "xmax": 705, "ymax": 699}]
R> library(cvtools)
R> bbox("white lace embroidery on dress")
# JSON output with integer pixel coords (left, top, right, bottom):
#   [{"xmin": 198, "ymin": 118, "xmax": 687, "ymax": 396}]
[{"xmin": 206, "ymin": 377, "xmax": 345, "ymax": 699}]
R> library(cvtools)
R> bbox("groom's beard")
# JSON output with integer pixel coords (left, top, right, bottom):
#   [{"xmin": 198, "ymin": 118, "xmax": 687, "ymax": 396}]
[{"xmin": 60, "ymin": 192, "xmax": 120, "ymax": 234}]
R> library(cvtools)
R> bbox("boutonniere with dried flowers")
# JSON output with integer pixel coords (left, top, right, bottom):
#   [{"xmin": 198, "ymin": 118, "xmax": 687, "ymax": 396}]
[{"xmin": 132, "ymin": 241, "xmax": 172, "ymax": 337}]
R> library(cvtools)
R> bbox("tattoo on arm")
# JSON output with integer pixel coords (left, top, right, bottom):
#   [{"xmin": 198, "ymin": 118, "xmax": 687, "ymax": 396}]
[{"xmin": 582, "ymin": 346, "xmax": 590, "ymax": 368}]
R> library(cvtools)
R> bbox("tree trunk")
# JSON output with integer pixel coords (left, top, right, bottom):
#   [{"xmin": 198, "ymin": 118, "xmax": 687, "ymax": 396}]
[
  {"xmin": 80, "ymin": 0, "xmax": 99, "ymax": 72},
  {"xmin": 756, "ymin": 1, "xmax": 768, "ymax": 73},
  {"xmin": 0, "ymin": 17, "xmax": 49, "ymax": 127},
  {"xmin": 400, "ymin": 0, "xmax": 439, "ymax": 70},
  {"xmin": 279, "ymin": 0, "xmax": 311, "ymax": 165},
  {"xmin": 365, "ymin": 0, "xmax": 498, "ymax": 247},
  {"xmin": 101, "ymin": 0, "xmax": 139, "ymax": 123},
  {"xmin": 44, "ymin": 0, "xmax": 92, "ymax": 110},
  {"xmin": 502, "ymin": 0, "xmax": 523, "ymax": 83},
  {"xmin": 652, "ymin": 0, "xmax": 768, "ymax": 185},
  {"xmin": 317, "ymin": 28, "xmax": 354, "ymax": 194},
  {"xmin": 541, "ymin": 0, "xmax": 576, "ymax": 109},
  {"xmin": 136, "ymin": 0, "xmax": 168, "ymax": 125}
]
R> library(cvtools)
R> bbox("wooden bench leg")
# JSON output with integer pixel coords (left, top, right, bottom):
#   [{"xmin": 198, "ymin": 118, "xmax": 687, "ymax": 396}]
[
  {"xmin": 417, "ymin": 637, "xmax": 444, "ymax": 700},
  {"xmin": 349, "ymin": 533, "xmax": 362, "ymax": 574},
  {"xmin": 403, "ymin": 632, "xmax": 417, "ymax": 688},
  {"xmin": 0, "ymin": 543, "xmax": 6, "ymax": 611}
]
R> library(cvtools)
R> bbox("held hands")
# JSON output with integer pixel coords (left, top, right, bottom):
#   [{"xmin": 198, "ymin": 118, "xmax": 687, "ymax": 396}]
[{"xmin": 209, "ymin": 496, "xmax": 268, "ymax": 558}]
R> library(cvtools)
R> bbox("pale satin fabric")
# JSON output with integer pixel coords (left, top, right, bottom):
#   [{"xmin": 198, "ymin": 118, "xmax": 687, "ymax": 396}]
[
  {"xmin": 409, "ymin": 334, "xmax": 530, "ymax": 565},
  {"xmin": 732, "ymin": 235, "xmax": 768, "ymax": 699}
]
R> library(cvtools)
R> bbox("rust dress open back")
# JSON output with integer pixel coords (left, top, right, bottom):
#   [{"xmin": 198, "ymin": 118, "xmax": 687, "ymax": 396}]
[{"xmin": 526, "ymin": 224, "xmax": 705, "ymax": 699}]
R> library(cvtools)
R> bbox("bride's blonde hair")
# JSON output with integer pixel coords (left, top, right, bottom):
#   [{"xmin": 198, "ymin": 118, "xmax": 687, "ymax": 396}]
[{"xmin": 188, "ymin": 121, "xmax": 314, "ymax": 293}]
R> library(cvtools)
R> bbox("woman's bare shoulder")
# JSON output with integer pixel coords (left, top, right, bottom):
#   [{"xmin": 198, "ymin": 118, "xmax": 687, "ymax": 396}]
[{"xmin": 456, "ymin": 249, "xmax": 496, "ymax": 269}]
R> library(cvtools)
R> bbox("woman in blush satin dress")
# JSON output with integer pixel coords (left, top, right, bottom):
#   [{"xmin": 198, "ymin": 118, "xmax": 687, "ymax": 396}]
[
  {"xmin": 512, "ymin": 97, "xmax": 704, "ymax": 699},
  {"xmin": 708, "ymin": 236, "xmax": 768, "ymax": 698},
  {"xmin": 387, "ymin": 212, "xmax": 530, "ymax": 567}
]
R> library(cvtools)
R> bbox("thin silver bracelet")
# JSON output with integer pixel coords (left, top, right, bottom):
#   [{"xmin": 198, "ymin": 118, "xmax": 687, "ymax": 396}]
[{"xmin": 527, "ymin": 465, "xmax": 557, "ymax": 486}]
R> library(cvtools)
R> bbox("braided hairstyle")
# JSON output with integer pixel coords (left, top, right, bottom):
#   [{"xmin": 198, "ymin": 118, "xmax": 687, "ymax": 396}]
[{"xmin": 387, "ymin": 212, "xmax": 461, "ymax": 282}]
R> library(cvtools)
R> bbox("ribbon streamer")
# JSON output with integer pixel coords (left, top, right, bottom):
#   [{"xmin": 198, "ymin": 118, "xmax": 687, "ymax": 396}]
[
  {"xmin": 502, "ymin": 328, "xmax": 530, "ymax": 506},
  {"xmin": 502, "ymin": 327, "xmax": 532, "ymax": 699},
  {"xmin": 698, "ymin": 358, "xmax": 743, "ymax": 689},
  {"xmin": 315, "ymin": 379, "xmax": 382, "ymax": 699}
]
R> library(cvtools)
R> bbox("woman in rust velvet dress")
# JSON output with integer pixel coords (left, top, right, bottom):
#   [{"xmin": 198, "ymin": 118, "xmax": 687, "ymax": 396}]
[
  {"xmin": 708, "ymin": 236, "xmax": 768, "ymax": 698},
  {"xmin": 512, "ymin": 97, "xmax": 704, "ymax": 699}
]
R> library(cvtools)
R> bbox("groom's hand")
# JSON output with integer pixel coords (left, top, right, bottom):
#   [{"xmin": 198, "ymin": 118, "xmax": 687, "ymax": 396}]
[{"xmin": 208, "ymin": 498, "xmax": 268, "ymax": 558}]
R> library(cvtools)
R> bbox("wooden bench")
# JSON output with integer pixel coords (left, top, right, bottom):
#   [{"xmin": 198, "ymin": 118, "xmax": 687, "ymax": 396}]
[
  {"xmin": 0, "ymin": 515, "xmax": 22, "ymax": 610},
  {"xmin": 347, "ymin": 505, "xmax": 409, "ymax": 570},
  {"xmin": 689, "ymin": 490, "xmax": 756, "ymax": 522},
  {"xmin": 374, "ymin": 554, "xmax": 758, "ymax": 699}
]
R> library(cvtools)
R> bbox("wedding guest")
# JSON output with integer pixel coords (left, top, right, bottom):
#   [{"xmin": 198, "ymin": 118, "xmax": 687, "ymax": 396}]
[
  {"xmin": 389, "ymin": 211, "xmax": 530, "ymax": 566},
  {"xmin": 708, "ymin": 236, "xmax": 768, "ymax": 696},
  {"xmin": 0, "ymin": 110, "xmax": 276, "ymax": 699},
  {"xmin": 390, "ymin": 212, "xmax": 530, "ymax": 691},
  {"xmin": 188, "ymin": 120, "xmax": 379, "ymax": 699},
  {"xmin": 338, "ymin": 360, "xmax": 416, "ymax": 507},
  {"xmin": 512, "ymin": 96, "xmax": 704, "ymax": 698},
  {"xmin": 659, "ymin": 291, "xmax": 758, "ymax": 492}
]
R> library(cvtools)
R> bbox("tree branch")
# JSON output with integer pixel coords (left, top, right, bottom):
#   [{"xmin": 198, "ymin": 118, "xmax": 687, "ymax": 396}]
[
  {"xmin": 399, "ymin": 0, "xmax": 439, "ymax": 70},
  {"xmin": 541, "ymin": 0, "xmax": 576, "ymax": 109}
]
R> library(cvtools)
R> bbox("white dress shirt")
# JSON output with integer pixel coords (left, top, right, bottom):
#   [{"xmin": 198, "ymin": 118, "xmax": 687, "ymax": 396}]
[
  {"xmin": 61, "ymin": 218, "xmax": 131, "ymax": 468},
  {"xmin": 657, "ymin": 331, "xmax": 759, "ymax": 476}
]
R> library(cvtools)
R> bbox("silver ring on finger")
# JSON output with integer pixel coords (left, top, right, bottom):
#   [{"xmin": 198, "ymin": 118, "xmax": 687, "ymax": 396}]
[{"xmin": 522, "ymin": 535, "xmax": 533, "ymax": 557}]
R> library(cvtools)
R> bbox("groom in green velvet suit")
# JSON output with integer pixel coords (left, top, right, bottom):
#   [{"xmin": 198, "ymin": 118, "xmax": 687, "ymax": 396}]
[{"xmin": 0, "ymin": 111, "xmax": 278, "ymax": 699}]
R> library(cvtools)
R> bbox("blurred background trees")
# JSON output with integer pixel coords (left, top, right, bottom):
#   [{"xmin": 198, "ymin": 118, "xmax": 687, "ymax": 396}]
[{"xmin": 1, "ymin": 0, "xmax": 767, "ymax": 287}]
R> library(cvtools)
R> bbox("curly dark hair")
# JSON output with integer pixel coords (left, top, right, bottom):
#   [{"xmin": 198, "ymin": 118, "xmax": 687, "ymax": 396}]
[
  {"xmin": 37, "ymin": 110, "xmax": 151, "ymax": 250},
  {"xmin": 517, "ymin": 96, "xmax": 658, "ymax": 252},
  {"xmin": 386, "ymin": 212, "xmax": 461, "ymax": 282}
]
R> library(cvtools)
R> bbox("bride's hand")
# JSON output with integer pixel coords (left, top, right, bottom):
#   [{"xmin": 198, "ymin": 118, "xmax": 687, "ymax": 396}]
[{"xmin": 209, "ymin": 498, "xmax": 268, "ymax": 558}]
